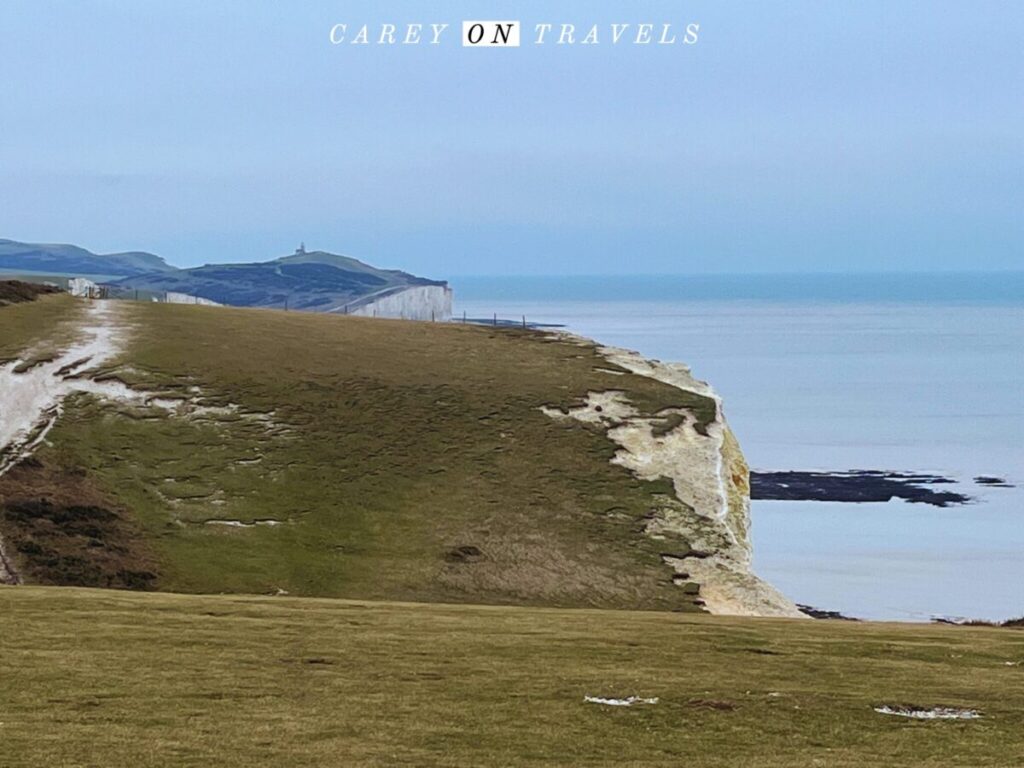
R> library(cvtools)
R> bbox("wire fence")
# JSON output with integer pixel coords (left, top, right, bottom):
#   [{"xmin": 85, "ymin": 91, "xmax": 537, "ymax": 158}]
[
  {"xmin": 102, "ymin": 286, "xmax": 222, "ymax": 306},
  {"xmin": 455, "ymin": 311, "xmax": 564, "ymax": 330}
]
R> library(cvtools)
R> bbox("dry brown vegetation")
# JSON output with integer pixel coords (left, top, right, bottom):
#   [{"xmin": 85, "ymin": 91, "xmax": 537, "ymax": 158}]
[
  {"xmin": 0, "ymin": 457, "xmax": 157, "ymax": 588},
  {"xmin": 0, "ymin": 279, "xmax": 60, "ymax": 306}
]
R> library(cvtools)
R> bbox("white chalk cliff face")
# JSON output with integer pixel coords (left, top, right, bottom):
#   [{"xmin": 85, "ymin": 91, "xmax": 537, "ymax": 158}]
[{"xmin": 543, "ymin": 335, "xmax": 804, "ymax": 618}]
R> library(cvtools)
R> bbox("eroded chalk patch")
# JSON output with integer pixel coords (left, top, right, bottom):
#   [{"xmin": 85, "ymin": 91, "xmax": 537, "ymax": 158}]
[
  {"xmin": 874, "ymin": 705, "xmax": 982, "ymax": 720},
  {"xmin": 584, "ymin": 695, "xmax": 659, "ymax": 707}
]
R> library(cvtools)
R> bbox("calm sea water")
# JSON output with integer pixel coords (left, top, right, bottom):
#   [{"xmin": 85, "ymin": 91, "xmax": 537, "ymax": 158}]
[{"xmin": 453, "ymin": 274, "xmax": 1024, "ymax": 621}]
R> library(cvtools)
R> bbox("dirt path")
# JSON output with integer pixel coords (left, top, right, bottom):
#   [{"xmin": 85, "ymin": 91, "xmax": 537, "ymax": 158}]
[{"xmin": 0, "ymin": 300, "xmax": 128, "ymax": 583}]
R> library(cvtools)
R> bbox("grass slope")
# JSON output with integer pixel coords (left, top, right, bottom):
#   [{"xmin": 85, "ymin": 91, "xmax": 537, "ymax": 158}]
[
  {"xmin": 2, "ymin": 301, "xmax": 715, "ymax": 609},
  {"xmin": 3, "ymin": 586, "xmax": 1023, "ymax": 767},
  {"xmin": 0, "ymin": 292, "xmax": 82, "ymax": 361}
]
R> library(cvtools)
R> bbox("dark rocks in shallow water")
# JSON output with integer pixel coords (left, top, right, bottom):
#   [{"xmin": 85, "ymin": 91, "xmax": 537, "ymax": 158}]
[
  {"xmin": 750, "ymin": 470, "xmax": 972, "ymax": 507},
  {"xmin": 974, "ymin": 476, "xmax": 1014, "ymax": 488},
  {"xmin": 798, "ymin": 604, "xmax": 859, "ymax": 621},
  {"xmin": 933, "ymin": 615, "xmax": 1024, "ymax": 628}
]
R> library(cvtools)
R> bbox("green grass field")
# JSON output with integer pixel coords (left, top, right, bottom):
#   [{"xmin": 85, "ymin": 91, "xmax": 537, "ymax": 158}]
[{"xmin": 3, "ymin": 586, "xmax": 1023, "ymax": 767}]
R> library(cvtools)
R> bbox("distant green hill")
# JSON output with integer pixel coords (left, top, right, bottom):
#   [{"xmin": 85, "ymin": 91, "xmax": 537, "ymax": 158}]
[
  {"xmin": 2, "ymin": 239, "xmax": 449, "ymax": 313},
  {"xmin": 0, "ymin": 239, "xmax": 171, "ymax": 277},
  {"xmin": 110, "ymin": 248, "xmax": 447, "ymax": 311}
]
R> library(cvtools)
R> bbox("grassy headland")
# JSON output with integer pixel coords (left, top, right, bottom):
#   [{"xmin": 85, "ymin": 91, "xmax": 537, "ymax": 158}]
[{"xmin": 2, "ymin": 300, "xmax": 716, "ymax": 609}]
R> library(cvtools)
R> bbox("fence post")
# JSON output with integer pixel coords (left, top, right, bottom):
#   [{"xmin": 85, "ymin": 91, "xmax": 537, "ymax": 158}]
[
  {"xmin": 522, "ymin": 315, "xmax": 526, "ymax": 329},
  {"xmin": 493, "ymin": 312, "xmax": 497, "ymax": 326}
]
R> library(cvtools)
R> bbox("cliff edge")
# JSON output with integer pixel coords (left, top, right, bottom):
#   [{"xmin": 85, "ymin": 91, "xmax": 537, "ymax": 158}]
[
  {"xmin": 0, "ymin": 297, "xmax": 798, "ymax": 615},
  {"xmin": 544, "ymin": 335, "xmax": 803, "ymax": 618}
]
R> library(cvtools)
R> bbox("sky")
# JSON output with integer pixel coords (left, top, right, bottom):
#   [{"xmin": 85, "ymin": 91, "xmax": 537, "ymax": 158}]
[{"xmin": 0, "ymin": 1, "xmax": 1021, "ymax": 276}]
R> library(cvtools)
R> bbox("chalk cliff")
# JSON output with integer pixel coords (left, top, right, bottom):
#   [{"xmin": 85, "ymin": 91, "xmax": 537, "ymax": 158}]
[
  {"xmin": 544, "ymin": 335, "xmax": 804, "ymax": 618},
  {"xmin": 108, "ymin": 248, "xmax": 449, "ymax": 316},
  {"xmin": 343, "ymin": 284, "xmax": 453, "ymax": 321}
]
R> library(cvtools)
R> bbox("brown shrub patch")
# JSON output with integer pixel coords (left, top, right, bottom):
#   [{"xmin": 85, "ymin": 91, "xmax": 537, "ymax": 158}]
[
  {"xmin": 0, "ymin": 280, "xmax": 61, "ymax": 306},
  {"xmin": 0, "ymin": 457, "xmax": 158, "ymax": 588},
  {"xmin": 688, "ymin": 698, "xmax": 737, "ymax": 711}
]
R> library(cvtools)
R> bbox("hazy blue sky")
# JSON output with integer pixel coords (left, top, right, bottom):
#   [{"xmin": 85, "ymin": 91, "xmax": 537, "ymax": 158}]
[{"xmin": 0, "ymin": 1, "xmax": 1020, "ymax": 275}]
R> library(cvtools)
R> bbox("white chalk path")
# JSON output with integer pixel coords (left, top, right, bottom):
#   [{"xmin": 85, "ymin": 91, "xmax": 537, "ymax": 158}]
[
  {"xmin": 0, "ymin": 301, "xmax": 129, "ymax": 476},
  {"xmin": 0, "ymin": 302, "xmax": 292, "ymax": 583},
  {"xmin": 0, "ymin": 301, "xmax": 130, "ymax": 583}
]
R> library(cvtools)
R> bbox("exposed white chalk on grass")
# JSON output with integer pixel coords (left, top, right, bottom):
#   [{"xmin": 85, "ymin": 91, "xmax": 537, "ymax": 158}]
[
  {"xmin": 0, "ymin": 301, "xmax": 126, "ymax": 476},
  {"xmin": 541, "ymin": 332, "xmax": 804, "ymax": 619},
  {"xmin": 204, "ymin": 519, "xmax": 285, "ymax": 528},
  {"xmin": 584, "ymin": 696, "xmax": 659, "ymax": 707},
  {"xmin": 540, "ymin": 390, "xmax": 637, "ymax": 426},
  {"xmin": 0, "ymin": 301, "xmax": 291, "ymax": 582},
  {"xmin": 0, "ymin": 302, "xmax": 282, "ymax": 477},
  {"xmin": 0, "ymin": 301, "xmax": 132, "ymax": 583},
  {"xmin": 874, "ymin": 705, "xmax": 982, "ymax": 720}
]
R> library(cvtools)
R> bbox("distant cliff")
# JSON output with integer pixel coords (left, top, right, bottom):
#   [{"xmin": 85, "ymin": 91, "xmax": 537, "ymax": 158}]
[
  {"xmin": 0, "ymin": 238, "xmax": 451, "ymax": 320},
  {"xmin": 345, "ymin": 284, "xmax": 453, "ymax": 321},
  {"xmin": 109, "ymin": 248, "xmax": 449, "ymax": 317}
]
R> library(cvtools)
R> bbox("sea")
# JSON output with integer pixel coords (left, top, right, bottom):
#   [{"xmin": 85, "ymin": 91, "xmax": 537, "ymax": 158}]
[{"xmin": 453, "ymin": 273, "xmax": 1024, "ymax": 622}]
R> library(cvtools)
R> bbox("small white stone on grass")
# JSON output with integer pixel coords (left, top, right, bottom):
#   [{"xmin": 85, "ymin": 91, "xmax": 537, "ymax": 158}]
[
  {"xmin": 204, "ymin": 519, "xmax": 284, "ymax": 528},
  {"xmin": 584, "ymin": 696, "xmax": 659, "ymax": 707},
  {"xmin": 874, "ymin": 705, "xmax": 981, "ymax": 720}
]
